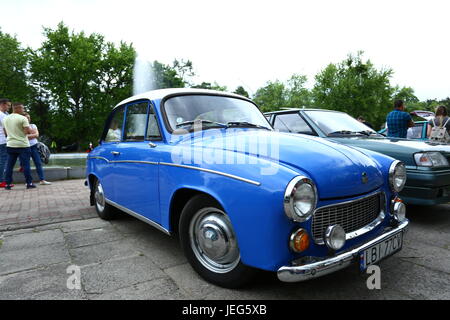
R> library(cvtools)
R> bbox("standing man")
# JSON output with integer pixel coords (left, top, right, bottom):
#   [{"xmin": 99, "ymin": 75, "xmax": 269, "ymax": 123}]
[
  {"xmin": 0, "ymin": 98, "xmax": 12, "ymax": 188},
  {"xmin": 386, "ymin": 99, "xmax": 415, "ymax": 138},
  {"xmin": 2, "ymin": 102, "xmax": 36, "ymax": 189}
]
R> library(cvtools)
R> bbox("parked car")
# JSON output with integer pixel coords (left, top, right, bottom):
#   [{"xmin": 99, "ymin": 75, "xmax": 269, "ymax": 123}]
[
  {"xmin": 379, "ymin": 111, "xmax": 435, "ymax": 141},
  {"xmin": 86, "ymin": 89, "xmax": 408, "ymax": 288},
  {"xmin": 265, "ymin": 109, "xmax": 450, "ymax": 205}
]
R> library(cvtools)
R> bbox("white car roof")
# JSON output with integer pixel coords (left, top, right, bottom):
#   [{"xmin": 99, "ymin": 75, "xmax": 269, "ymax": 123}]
[{"xmin": 116, "ymin": 88, "xmax": 248, "ymax": 107}]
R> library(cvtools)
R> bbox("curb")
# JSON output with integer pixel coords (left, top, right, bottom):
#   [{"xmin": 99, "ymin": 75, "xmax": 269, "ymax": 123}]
[{"xmin": 11, "ymin": 166, "xmax": 86, "ymax": 183}]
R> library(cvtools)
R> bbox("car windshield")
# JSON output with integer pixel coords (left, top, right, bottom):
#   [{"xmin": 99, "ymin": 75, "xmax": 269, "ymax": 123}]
[
  {"xmin": 304, "ymin": 110, "xmax": 378, "ymax": 136},
  {"xmin": 164, "ymin": 95, "xmax": 271, "ymax": 132}
]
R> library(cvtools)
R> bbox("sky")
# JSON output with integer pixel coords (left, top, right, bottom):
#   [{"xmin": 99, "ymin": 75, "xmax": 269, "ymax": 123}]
[{"xmin": 2, "ymin": 0, "xmax": 450, "ymax": 100}]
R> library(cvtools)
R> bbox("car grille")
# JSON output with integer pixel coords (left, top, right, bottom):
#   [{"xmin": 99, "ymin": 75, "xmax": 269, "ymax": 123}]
[{"xmin": 312, "ymin": 193, "xmax": 381, "ymax": 243}]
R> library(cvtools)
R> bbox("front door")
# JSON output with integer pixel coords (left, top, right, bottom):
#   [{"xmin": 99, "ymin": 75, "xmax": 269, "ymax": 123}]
[{"xmin": 112, "ymin": 101, "xmax": 162, "ymax": 223}]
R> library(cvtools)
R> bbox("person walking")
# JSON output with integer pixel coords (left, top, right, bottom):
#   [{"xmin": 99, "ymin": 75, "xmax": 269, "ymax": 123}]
[
  {"xmin": 20, "ymin": 113, "xmax": 51, "ymax": 185},
  {"xmin": 1, "ymin": 103, "xmax": 36, "ymax": 190},
  {"xmin": 427, "ymin": 105, "xmax": 450, "ymax": 142},
  {"xmin": 0, "ymin": 98, "xmax": 12, "ymax": 188},
  {"xmin": 386, "ymin": 99, "xmax": 415, "ymax": 138}
]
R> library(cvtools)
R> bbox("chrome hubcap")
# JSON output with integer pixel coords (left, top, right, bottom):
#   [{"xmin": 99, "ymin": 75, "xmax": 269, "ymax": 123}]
[
  {"xmin": 95, "ymin": 182, "xmax": 105, "ymax": 212},
  {"xmin": 190, "ymin": 208, "xmax": 240, "ymax": 273}
]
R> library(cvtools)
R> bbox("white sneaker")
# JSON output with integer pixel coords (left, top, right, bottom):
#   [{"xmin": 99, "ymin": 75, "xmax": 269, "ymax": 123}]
[{"xmin": 40, "ymin": 180, "xmax": 52, "ymax": 185}]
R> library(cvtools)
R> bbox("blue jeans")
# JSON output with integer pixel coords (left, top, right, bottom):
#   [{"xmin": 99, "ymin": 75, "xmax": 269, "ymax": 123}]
[
  {"xmin": 29, "ymin": 144, "xmax": 45, "ymax": 181},
  {"xmin": 0, "ymin": 143, "xmax": 6, "ymax": 182},
  {"xmin": 5, "ymin": 147, "xmax": 33, "ymax": 185}
]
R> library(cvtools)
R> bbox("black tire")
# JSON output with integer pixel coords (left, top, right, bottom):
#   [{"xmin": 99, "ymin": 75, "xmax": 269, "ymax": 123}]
[
  {"xmin": 93, "ymin": 179, "xmax": 117, "ymax": 220},
  {"xmin": 179, "ymin": 194, "xmax": 256, "ymax": 288}
]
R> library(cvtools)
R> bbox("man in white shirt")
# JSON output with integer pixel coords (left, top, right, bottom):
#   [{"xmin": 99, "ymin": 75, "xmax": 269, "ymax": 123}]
[
  {"xmin": 0, "ymin": 98, "xmax": 11, "ymax": 188},
  {"xmin": 2, "ymin": 102, "xmax": 35, "ymax": 189}
]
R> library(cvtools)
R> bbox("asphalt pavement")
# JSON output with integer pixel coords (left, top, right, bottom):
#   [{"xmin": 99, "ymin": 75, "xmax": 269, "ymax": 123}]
[{"xmin": 0, "ymin": 179, "xmax": 449, "ymax": 300}]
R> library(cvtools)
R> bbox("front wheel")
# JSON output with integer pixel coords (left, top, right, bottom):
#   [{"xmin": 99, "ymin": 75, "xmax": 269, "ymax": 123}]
[
  {"xmin": 93, "ymin": 179, "xmax": 117, "ymax": 220},
  {"xmin": 179, "ymin": 195, "xmax": 256, "ymax": 288}
]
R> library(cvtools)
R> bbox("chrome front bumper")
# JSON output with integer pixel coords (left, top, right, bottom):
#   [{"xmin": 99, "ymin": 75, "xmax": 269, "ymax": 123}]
[{"xmin": 277, "ymin": 220, "xmax": 409, "ymax": 282}]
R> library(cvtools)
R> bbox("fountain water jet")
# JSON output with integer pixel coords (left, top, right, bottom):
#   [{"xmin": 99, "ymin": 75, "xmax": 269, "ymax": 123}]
[{"xmin": 133, "ymin": 53, "xmax": 156, "ymax": 95}]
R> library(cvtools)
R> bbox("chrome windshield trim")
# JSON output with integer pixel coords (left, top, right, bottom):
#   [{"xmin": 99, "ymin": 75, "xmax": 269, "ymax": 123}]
[
  {"xmin": 313, "ymin": 191, "xmax": 384, "ymax": 245},
  {"xmin": 160, "ymin": 162, "xmax": 261, "ymax": 186},
  {"xmin": 105, "ymin": 198, "xmax": 171, "ymax": 235}
]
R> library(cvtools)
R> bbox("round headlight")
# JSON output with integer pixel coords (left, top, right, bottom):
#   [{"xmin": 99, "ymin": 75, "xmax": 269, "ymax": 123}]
[
  {"xmin": 389, "ymin": 161, "xmax": 406, "ymax": 192},
  {"xmin": 324, "ymin": 225, "xmax": 346, "ymax": 251},
  {"xmin": 284, "ymin": 176, "xmax": 317, "ymax": 222}
]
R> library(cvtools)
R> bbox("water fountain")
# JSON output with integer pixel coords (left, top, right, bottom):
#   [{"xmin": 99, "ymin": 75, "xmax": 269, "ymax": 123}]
[{"xmin": 133, "ymin": 52, "xmax": 156, "ymax": 95}]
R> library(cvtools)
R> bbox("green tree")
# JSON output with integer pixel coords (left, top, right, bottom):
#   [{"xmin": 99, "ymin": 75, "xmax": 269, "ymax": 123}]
[
  {"xmin": 173, "ymin": 59, "xmax": 195, "ymax": 86},
  {"xmin": 312, "ymin": 51, "xmax": 394, "ymax": 129},
  {"xmin": 30, "ymin": 22, "xmax": 135, "ymax": 149},
  {"xmin": 0, "ymin": 29, "xmax": 31, "ymax": 102},
  {"xmin": 253, "ymin": 74, "xmax": 310, "ymax": 112},
  {"xmin": 233, "ymin": 86, "xmax": 250, "ymax": 98},
  {"xmin": 152, "ymin": 60, "xmax": 186, "ymax": 89},
  {"xmin": 192, "ymin": 81, "xmax": 227, "ymax": 91},
  {"xmin": 285, "ymin": 74, "xmax": 311, "ymax": 108},
  {"xmin": 253, "ymin": 80, "xmax": 287, "ymax": 112},
  {"xmin": 393, "ymin": 86, "xmax": 418, "ymax": 104}
]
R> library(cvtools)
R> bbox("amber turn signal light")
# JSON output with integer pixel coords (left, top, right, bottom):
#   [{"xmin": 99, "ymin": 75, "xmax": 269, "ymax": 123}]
[{"xmin": 290, "ymin": 228, "xmax": 310, "ymax": 253}]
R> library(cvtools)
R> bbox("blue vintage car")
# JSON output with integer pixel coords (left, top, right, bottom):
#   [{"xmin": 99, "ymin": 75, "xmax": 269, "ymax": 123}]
[{"xmin": 86, "ymin": 88, "xmax": 409, "ymax": 288}]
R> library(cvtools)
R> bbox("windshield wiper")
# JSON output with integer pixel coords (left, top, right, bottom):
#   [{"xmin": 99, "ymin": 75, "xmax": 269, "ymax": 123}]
[
  {"xmin": 327, "ymin": 130, "xmax": 354, "ymax": 136},
  {"xmin": 327, "ymin": 130, "xmax": 371, "ymax": 137},
  {"xmin": 176, "ymin": 119, "xmax": 227, "ymax": 129},
  {"xmin": 226, "ymin": 121, "xmax": 271, "ymax": 130}
]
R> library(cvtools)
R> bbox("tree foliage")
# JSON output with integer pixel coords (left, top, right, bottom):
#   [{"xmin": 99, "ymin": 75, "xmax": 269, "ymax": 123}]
[
  {"xmin": 312, "ymin": 51, "xmax": 394, "ymax": 129},
  {"xmin": 30, "ymin": 22, "xmax": 135, "ymax": 149},
  {"xmin": 0, "ymin": 29, "xmax": 31, "ymax": 102},
  {"xmin": 2, "ymin": 24, "xmax": 450, "ymax": 149},
  {"xmin": 253, "ymin": 74, "xmax": 311, "ymax": 112},
  {"xmin": 233, "ymin": 86, "xmax": 250, "ymax": 98}
]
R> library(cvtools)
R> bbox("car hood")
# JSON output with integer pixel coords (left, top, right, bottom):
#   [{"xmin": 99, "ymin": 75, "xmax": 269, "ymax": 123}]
[
  {"xmin": 329, "ymin": 136, "xmax": 450, "ymax": 166},
  {"xmin": 175, "ymin": 129, "xmax": 384, "ymax": 199}
]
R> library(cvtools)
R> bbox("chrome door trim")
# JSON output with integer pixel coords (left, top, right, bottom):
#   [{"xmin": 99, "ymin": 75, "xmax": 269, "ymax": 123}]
[
  {"xmin": 105, "ymin": 198, "xmax": 171, "ymax": 235},
  {"xmin": 88, "ymin": 156, "xmax": 158, "ymax": 165},
  {"xmin": 159, "ymin": 162, "xmax": 261, "ymax": 186},
  {"xmin": 88, "ymin": 157, "xmax": 261, "ymax": 186}
]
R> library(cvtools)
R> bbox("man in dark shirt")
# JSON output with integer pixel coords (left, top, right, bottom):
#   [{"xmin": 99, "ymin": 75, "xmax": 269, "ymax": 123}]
[{"xmin": 386, "ymin": 100, "xmax": 414, "ymax": 138}]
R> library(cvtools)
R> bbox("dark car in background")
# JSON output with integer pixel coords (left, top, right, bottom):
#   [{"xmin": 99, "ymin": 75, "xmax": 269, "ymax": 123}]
[{"xmin": 265, "ymin": 109, "xmax": 450, "ymax": 206}]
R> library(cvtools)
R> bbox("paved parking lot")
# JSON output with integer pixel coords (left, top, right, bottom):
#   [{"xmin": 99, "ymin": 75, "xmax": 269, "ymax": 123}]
[{"xmin": 0, "ymin": 179, "xmax": 449, "ymax": 300}]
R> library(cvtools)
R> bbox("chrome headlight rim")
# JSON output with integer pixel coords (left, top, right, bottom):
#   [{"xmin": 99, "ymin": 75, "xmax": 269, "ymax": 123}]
[
  {"xmin": 414, "ymin": 152, "xmax": 449, "ymax": 167},
  {"xmin": 389, "ymin": 160, "xmax": 406, "ymax": 193},
  {"xmin": 324, "ymin": 224, "xmax": 346, "ymax": 251},
  {"xmin": 284, "ymin": 176, "xmax": 318, "ymax": 222}
]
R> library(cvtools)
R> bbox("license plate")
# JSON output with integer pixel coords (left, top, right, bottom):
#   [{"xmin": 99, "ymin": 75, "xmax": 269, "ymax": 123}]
[{"xmin": 359, "ymin": 232, "xmax": 403, "ymax": 271}]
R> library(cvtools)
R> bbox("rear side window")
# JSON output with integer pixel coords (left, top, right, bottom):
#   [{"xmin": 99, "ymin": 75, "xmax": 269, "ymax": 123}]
[{"xmin": 104, "ymin": 106, "xmax": 125, "ymax": 142}]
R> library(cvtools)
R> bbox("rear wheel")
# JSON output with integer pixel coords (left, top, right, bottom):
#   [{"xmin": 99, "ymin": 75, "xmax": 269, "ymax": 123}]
[
  {"xmin": 93, "ymin": 179, "xmax": 117, "ymax": 220},
  {"xmin": 179, "ymin": 195, "xmax": 256, "ymax": 288}
]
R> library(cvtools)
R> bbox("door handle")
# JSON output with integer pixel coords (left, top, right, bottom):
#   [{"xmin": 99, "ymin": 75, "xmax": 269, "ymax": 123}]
[
  {"xmin": 111, "ymin": 151, "xmax": 120, "ymax": 156},
  {"xmin": 148, "ymin": 142, "xmax": 157, "ymax": 148}
]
